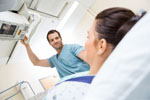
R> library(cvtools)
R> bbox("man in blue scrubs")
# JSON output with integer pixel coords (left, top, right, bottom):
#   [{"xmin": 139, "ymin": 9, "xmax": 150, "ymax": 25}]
[{"xmin": 21, "ymin": 30, "xmax": 89, "ymax": 78}]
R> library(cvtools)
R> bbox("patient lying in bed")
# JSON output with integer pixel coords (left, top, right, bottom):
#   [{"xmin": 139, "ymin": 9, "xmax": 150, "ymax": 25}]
[{"xmin": 43, "ymin": 7, "xmax": 146, "ymax": 100}]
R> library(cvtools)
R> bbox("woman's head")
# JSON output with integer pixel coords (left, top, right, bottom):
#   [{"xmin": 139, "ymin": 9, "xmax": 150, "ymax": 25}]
[
  {"xmin": 85, "ymin": 7, "xmax": 146, "ymax": 74},
  {"xmin": 95, "ymin": 7, "xmax": 136, "ymax": 47}
]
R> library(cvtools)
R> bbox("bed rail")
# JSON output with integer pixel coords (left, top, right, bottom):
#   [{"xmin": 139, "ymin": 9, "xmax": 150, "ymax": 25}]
[{"xmin": 0, "ymin": 81, "xmax": 38, "ymax": 100}]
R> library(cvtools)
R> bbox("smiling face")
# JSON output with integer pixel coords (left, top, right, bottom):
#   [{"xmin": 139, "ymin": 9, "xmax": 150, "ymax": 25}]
[{"xmin": 48, "ymin": 32, "xmax": 63, "ymax": 50}]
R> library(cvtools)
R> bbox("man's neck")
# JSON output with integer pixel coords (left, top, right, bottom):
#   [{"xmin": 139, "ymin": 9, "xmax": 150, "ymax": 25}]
[{"xmin": 56, "ymin": 45, "xmax": 64, "ymax": 54}]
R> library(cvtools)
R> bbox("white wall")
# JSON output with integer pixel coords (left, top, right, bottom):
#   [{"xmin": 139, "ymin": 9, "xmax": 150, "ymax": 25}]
[
  {"xmin": 90, "ymin": 0, "xmax": 150, "ymax": 14},
  {"xmin": 72, "ymin": 0, "xmax": 150, "ymax": 46},
  {"xmin": 149, "ymin": 0, "xmax": 150, "ymax": 11},
  {"xmin": 72, "ymin": 11, "xmax": 94, "ymax": 45},
  {"xmin": 57, "ymin": 0, "xmax": 95, "ymax": 45}
]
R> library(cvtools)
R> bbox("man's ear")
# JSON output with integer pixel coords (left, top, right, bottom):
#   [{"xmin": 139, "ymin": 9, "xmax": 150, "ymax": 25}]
[{"xmin": 97, "ymin": 39, "xmax": 107, "ymax": 55}]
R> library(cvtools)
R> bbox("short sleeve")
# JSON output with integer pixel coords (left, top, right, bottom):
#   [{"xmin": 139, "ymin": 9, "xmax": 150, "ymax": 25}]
[
  {"xmin": 48, "ymin": 57, "xmax": 55, "ymax": 68},
  {"xmin": 70, "ymin": 44, "xmax": 85, "ymax": 56}
]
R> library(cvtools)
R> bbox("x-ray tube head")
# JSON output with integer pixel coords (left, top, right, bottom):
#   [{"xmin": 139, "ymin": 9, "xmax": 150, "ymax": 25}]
[{"xmin": 0, "ymin": 11, "xmax": 30, "ymax": 40}]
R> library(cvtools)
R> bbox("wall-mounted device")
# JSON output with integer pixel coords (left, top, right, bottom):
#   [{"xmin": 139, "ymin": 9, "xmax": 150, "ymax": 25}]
[{"xmin": 0, "ymin": 11, "xmax": 30, "ymax": 40}]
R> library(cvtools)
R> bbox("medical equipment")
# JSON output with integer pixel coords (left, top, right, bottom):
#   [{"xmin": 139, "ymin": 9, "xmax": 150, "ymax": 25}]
[{"xmin": 0, "ymin": 11, "xmax": 29, "ymax": 40}]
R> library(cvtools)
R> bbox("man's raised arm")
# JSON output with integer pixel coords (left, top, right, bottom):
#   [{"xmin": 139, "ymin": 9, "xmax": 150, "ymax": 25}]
[{"xmin": 21, "ymin": 36, "xmax": 51, "ymax": 67}]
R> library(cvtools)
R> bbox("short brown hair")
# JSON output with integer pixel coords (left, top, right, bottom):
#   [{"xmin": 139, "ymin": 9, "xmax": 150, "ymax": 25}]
[{"xmin": 47, "ymin": 30, "xmax": 62, "ymax": 42}]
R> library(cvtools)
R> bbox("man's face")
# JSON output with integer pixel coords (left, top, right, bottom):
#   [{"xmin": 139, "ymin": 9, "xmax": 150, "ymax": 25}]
[{"xmin": 48, "ymin": 32, "xmax": 63, "ymax": 50}]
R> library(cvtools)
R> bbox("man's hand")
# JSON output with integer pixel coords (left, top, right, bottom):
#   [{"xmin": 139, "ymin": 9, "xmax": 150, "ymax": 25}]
[{"xmin": 20, "ymin": 36, "xmax": 28, "ymax": 46}]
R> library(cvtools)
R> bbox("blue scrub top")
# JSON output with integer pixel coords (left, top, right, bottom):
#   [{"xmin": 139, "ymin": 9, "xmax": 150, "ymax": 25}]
[{"xmin": 48, "ymin": 44, "xmax": 90, "ymax": 78}]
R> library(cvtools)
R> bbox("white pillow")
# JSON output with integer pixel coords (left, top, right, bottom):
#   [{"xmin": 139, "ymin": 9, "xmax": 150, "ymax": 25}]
[{"xmin": 83, "ymin": 12, "xmax": 150, "ymax": 100}]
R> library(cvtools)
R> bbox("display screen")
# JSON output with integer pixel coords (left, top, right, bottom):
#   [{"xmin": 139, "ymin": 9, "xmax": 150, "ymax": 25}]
[{"xmin": 0, "ymin": 24, "xmax": 17, "ymax": 35}]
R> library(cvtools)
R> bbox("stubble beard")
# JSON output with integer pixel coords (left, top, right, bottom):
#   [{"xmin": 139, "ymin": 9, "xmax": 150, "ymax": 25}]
[{"xmin": 53, "ymin": 42, "xmax": 63, "ymax": 50}]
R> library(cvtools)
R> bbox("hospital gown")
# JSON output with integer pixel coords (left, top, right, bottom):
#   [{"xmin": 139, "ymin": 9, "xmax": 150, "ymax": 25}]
[{"xmin": 44, "ymin": 76, "xmax": 94, "ymax": 100}]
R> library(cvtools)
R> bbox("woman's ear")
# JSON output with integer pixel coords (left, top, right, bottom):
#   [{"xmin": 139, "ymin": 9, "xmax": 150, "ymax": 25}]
[{"xmin": 97, "ymin": 39, "xmax": 107, "ymax": 55}]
